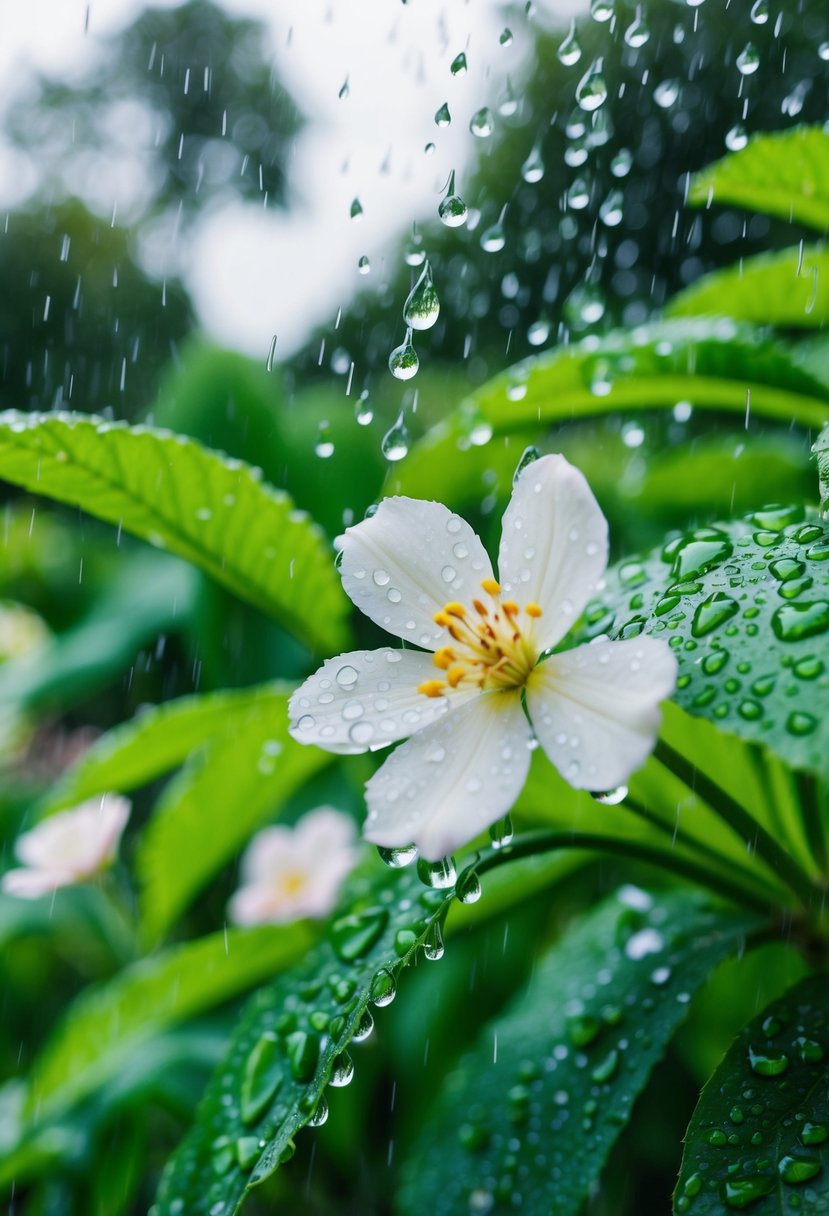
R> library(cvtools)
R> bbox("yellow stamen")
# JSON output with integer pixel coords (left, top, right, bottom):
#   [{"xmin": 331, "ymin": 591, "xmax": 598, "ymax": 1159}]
[
  {"xmin": 418, "ymin": 679, "xmax": 446, "ymax": 698},
  {"xmin": 480, "ymin": 577, "xmax": 501, "ymax": 596},
  {"xmin": 433, "ymin": 647, "xmax": 455, "ymax": 670},
  {"xmin": 445, "ymin": 602, "xmax": 467, "ymax": 618},
  {"xmin": 525, "ymin": 603, "xmax": 543, "ymax": 618},
  {"xmin": 433, "ymin": 610, "xmax": 452, "ymax": 627},
  {"xmin": 447, "ymin": 665, "xmax": 466, "ymax": 688},
  {"xmin": 472, "ymin": 598, "xmax": 489, "ymax": 616},
  {"xmin": 502, "ymin": 600, "xmax": 519, "ymax": 616}
]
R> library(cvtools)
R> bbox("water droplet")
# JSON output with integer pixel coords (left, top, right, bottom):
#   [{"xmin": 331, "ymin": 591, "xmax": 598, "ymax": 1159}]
[
  {"xmin": 388, "ymin": 331, "xmax": 419, "ymax": 381},
  {"xmin": 521, "ymin": 145, "xmax": 545, "ymax": 183},
  {"xmin": 787, "ymin": 711, "xmax": 817, "ymax": 737},
  {"xmin": 691, "ymin": 593, "xmax": 739, "ymax": 638},
  {"xmin": 417, "ymin": 855, "xmax": 457, "ymax": 888},
  {"xmin": 611, "ymin": 148, "xmax": 633, "ymax": 177},
  {"xmin": 567, "ymin": 177, "xmax": 591, "ymax": 210},
  {"xmin": 599, "ymin": 189, "xmax": 624, "ymax": 226},
  {"xmin": 404, "ymin": 225, "xmax": 425, "ymax": 267},
  {"xmin": 736, "ymin": 43, "xmax": 760, "ymax": 74},
  {"xmin": 566, "ymin": 1014, "xmax": 601, "ymax": 1047},
  {"xmin": 470, "ymin": 107, "xmax": 495, "ymax": 138},
  {"xmin": 778, "ymin": 1154, "xmax": 821, "ymax": 1184},
  {"xmin": 748, "ymin": 1045, "xmax": 789, "ymax": 1076},
  {"xmin": 357, "ymin": 255, "xmax": 371, "ymax": 275},
  {"xmin": 286, "ymin": 1030, "xmax": 319, "ymax": 1083},
  {"xmin": 450, "ymin": 52, "xmax": 468, "ymax": 76},
  {"xmin": 499, "ymin": 27, "xmax": 513, "ymax": 46},
  {"xmin": 378, "ymin": 843, "xmax": 418, "ymax": 868},
  {"xmin": 352, "ymin": 1008, "xmax": 374, "ymax": 1042},
  {"xmin": 314, "ymin": 422, "xmax": 335, "ymax": 459},
  {"xmin": 654, "ymin": 78, "xmax": 681, "ymax": 108},
  {"xmin": 721, "ymin": 1176, "xmax": 774, "ymax": 1207},
  {"xmin": 369, "ymin": 967, "xmax": 397, "ymax": 1007},
  {"xmin": 557, "ymin": 21, "xmax": 582, "ymax": 66},
  {"xmin": 403, "ymin": 262, "xmax": 440, "ymax": 331},
  {"xmin": 350, "ymin": 197, "xmax": 363, "ymax": 221},
  {"xmin": 330, "ymin": 907, "xmax": 389, "ymax": 961},
  {"xmin": 489, "ymin": 814, "xmax": 514, "ymax": 848},
  {"xmin": 706, "ymin": 1128, "xmax": 728, "ymax": 1146},
  {"xmin": 456, "ymin": 865, "xmax": 482, "ymax": 904},
  {"xmin": 329, "ymin": 1051, "xmax": 354, "ymax": 1088},
  {"xmin": 480, "ymin": 221, "xmax": 506, "ymax": 253},
  {"xmin": 381, "ymin": 413, "xmax": 410, "ymax": 461},
  {"xmin": 772, "ymin": 601, "xmax": 829, "ymax": 642},
  {"xmin": 591, "ymin": 1048, "xmax": 619, "ymax": 1083},
  {"xmin": 423, "ymin": 921, "xmax": 445, "ymax": 961},
  {"xmin": 750, "ymin": 0, "xmax": 769, "ymax": 21},
  {"xmin": 624, "ymin": 7, "xmax": 650, "ymax": 46},
  {"xmin": 336, "ymin": 664, "xmax": 359, "ymax": 689},
  {"xmin": 236, "ymin": 1136, "xmax": 260, "ymax": 1172},
  {"xmin": 439, "ymin": 171, "xmax": 468, "ymax": 227},
  {"xmin": 795, "ymin": 1035, "xmax": 824, "ymax": 1063},
  {"xmin": 592, "ymin": 786, "xmax": 628, "ymax": 805},
  {"xmin": 590, "ymin": 0, "xmax": 614, "ymax": 21},
  {"xmin": 576, "ymin": 59, "xmax": 607, "ymax": 112},
  {"xmin": 355, "ymin": 390, "xmax": 373, "ymax": 426},
  {"xmin": 725, "ymin": 123, "xmax": 748, "ymax": 152},
  {"xmin": 240, "ymin": 1033, "xmax": 282, "ymax": 1125},
  {"xmin": 801, "ymin": 1121, "xmax": 829, "ymax": 1145}
]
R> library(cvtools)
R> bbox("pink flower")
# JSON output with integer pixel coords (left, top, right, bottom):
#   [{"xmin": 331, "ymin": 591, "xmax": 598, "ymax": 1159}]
[{"xmin": 2, "ymin": 794, "xmax": 131, "ymax": 899}]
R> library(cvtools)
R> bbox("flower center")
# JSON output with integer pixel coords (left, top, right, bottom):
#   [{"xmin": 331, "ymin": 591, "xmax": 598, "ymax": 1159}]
[
  {"xmin": 279, "ymin": 870, "xmax": 308, "ymax": 899},
  {"xmin": 418, "ymin": 578, "xmax": 542, "ymax": 697}
]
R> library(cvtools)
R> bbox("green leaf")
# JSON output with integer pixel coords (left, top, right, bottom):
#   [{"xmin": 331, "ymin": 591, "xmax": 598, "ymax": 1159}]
[
  {"xmin": 137, "ymin": 688, "xmax": 331, "ymax": 943},
  {"xmin": 814, "ymin": 422, "xmax": 829, "ymax": 514},
  {"xmin": 40, "ymin": 683, "xmax": 286, "ymax": 814},
  {"xmin": 580, "ymin": 507, "xmax": 829, "ymax": 783},
  {"xmin": 0, "ymin": 551, "xmax": 199, "ymax": 714},
  {"xmin": 24, "ymin": 923, "xmax": 314, "ymax": 1123},
  {"xmin": 688, "ymin": 125, "xmax": 829, "ymax": 233},
  {"xmin": 674, "ymin": 972, "xmax": 829, "ymax": 1214},
  {"xmin": 153, "ymin": 865, "xmax": 457, "ymax": 1216},
  {"xmin": 667, "ymin": 246, "xmax": 829, "ymax": 328},
  {"xmin": 390, "ymin": 321, "xmax": 829, "ymax": 501},
  {"xmin": 398, "ymin": 888, "xmax": 760, "ymax": 1216},
  {"xmin": 0, "ymin": 411, "xmax": 349, "ymax": 652}
]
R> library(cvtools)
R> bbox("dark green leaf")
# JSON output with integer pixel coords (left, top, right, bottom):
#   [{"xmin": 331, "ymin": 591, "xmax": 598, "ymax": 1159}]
[
  {"xmin": 814, "ymin": 423, "xmax": 829, "ymax": 514},
  {"xmin": 24, "ymin": 923, "xmax": 314, "ymax": 1123},
  {"xmin": 398, "ymin": 889, "xmax": 760, "ymax": 1216},
  {"xmin": 137, "ymin": 688, "xmax": 331, "ymax": 943},
  {"xmin": 153, "ymin": 865, "xmax": 457, "ymax": 1216},
  {"xmin": 390, "ymin": 321, "xmax": 829, "ymax": 502},
  {"xmin": 667, "ymin": 246, "xmax": 829, "ymax": 328},
  {"xmin": 580, "ymin": 508, "xmax": 829, "ymax": 782},
  {"xmin": 688, "ymin": 126, "xmax": 829, "ymax": 232},
  {"xmin": 674, "ymin": 972, "xmax": 829, "ymax": 1214},
  {"xmin": 0, "ymin": 410, "xmax": 349, "ymax": 652}
]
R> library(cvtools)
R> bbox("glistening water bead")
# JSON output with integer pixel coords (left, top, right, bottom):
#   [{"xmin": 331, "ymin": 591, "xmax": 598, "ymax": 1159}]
[
  {"xmin": 403, "ymin": 263, "xmax": 440, "ymax": 330},
  {"xmin": 438, "ymin": 171, "xmax": 468, "ymax": 227},
  {"xmin": 388, "ymin": 330, "xmax": 418, "ymax": 380}
]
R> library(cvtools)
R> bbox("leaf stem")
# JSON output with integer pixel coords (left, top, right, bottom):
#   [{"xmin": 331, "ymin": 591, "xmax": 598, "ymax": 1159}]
[
  {"xmin": 654, "ymin": 740, "xmax": 818, "ymax": 911},
  {"xmin": 475, "ymin": 830, "xmax": 777, "ymax": 917}
]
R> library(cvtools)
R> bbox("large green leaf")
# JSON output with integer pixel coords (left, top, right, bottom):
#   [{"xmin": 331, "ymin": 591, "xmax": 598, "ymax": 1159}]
[
  {"xmin": 688, "ymin": 126, "xmax": 829, "ymax": 233},
  {"xmin": 815, "ymin": 422, "xmax": 829, "ymax": 513},
  {"xmin": 138, "ymin": 688, "xmax": 331, "ymax": 943},
  {"xmin": 667, "ymin": 246, "xmax": 829, "ymax": 328},
  {"xmin": 390, "ymin": 321, "xmax": 829, "ymax": 501},
  {"xmin": 153, "ymin": 863, "xmax": 458, "ymax": 1216},
  {"xmin": 0, "ymin": 551, "xmax": 198, "ymax": 714},
  {"xmin": 580, "ymin": 507, "xmax": 829, "ymax": 783},
  {"xmin": 24, "ymin": 923, "xmax": 314, "ymax": 1123},
  {"xmin": 398, "ymin": 889, "xmax": 760, "ymax": 1216},
  {"xmin": 40, "ymin": 683, "xmax": 285, "ymax": 815},
  {"xmin": 0, "ymin": 411, "xmax": 349, "ymax": 652},
  {"xmin": 674, "ymin": 972, "xmax": 829, "ymax": 1214}
]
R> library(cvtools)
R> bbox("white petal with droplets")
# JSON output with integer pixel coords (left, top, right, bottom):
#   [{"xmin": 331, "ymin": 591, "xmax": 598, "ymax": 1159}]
[
  {"xmin": 363, "ymin": 691, "xmax": 533, "ymax": 860},
  {"xmin": 288, "ymin": 648, "xmax": 468, "ymax": 754},
  {"xmin": 525, "ymin": 637, "xmax": 677, "ymax": 791},
  {"xmin": 498, "ymin": 454, "xmax": 608, "ymax": 651},
  {"xmin": 338, "ymin": 497, "xmax": 494, "ymax": 648}
]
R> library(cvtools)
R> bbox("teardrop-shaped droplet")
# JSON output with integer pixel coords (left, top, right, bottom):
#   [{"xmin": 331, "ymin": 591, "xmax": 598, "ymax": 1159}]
[
  {"xmin": 480, "ymin": 222, "xmax": 506, "ymax": 253},
  {"xmin": 469, "ymin": 107, "xmax": 495, "ymax": 138},
  {"xmin": 489, "ymin": 814, "xmax": 514, "ymax": 848},
  {"xmin": 329, "ymin": 1050, "xmax": 355, "ymax": 1088},
  {"xmin": 403, "ymin": 262, "xmax": 440, "ymax": 330},
  {"xmin": 423, "ymin": 921, "xmax": 445, "ymax": 961},
  {"xmin": 450, "ymin": 51, "xmax": 468, "ymax": 76},
  {"xmin": 590, "ymin": 0, "xmax": 615, "ymax": 21},
  {"xmin": 438, "ymin": 170, "xmax": 468, "ymax": 227},
  {"xmin": 576, "ymin": 59, "xmax": 607, "ymax": 111},
  {"xmin": 521, "ymin": 144, "xmax": 545, "ymax": 183},
  {"xmin": 338, "ymin": 76, "xmax": 349, "ymax": 100},
  {"xmin": 456, "ymin": 865, "xmax": 482, "ymax": 904},
  {"xmin": 624, "ymin": 6, "xmax": 650, "ymax": 46},
  {"xmin": 369, "ymin": 966, "xmax": 397, "ymax": 1007},
  {"xmin": 404, "ymin": 224, "xmax": 425, "ymax": 267},
  {"xmin": 240, "ymin": 1032, "xmax": 283, "ymax": 1125},
  {"xmin": 357, "ymin": 254, "xmax": 370, "ymax": 275},
  {"xmin": 434, "ymin": 101, "xmax": 451, "ymax": 127},
  {"xmin": 557, "ymin": 20, "xmax": 581, "ymax": 66},
  {"xmin": 513, "ymin": 446, "xmax": 540, "ymax": 484},
  {"xmin": 286, "ymin": 1030, "xmax": 320, "ymax": 1083},
  {"xmin": 599, "ymin": 189, "xmax": 624, "ymax": 226},
  {"xmin": 330, "ymin": 906, "xmax": 389, "ymax": 961},
  {"xmin": 750, "ymin": 0, "xmax": 769, "ymax": 22},
  {"xmin": 725, "ymin": 123, "xmax": 748, "ymax": 151},
  {"xmin": 499, "ymin": 27, "xmax": 513, "ymax": 46},
  {"xmin": 350, "ymin": 197, "xmax": 363, "ymax": 221},
  {"xmin": 417, "ymin": 855, "xmax": 457, "ymax": 888},
  {"xmin": 354, "ymin": 390, "xmax": 373, "ymax": 426},
  {"xmin": 377, "ymin": 842, "xmax": 418, "ymax": 868},
  {"xmin": 314, "ymin": 421, "xmax": 335, "ymax": 459},
  {"xmin": 381, "ymin": 413, "xmax": 410, "ymax": 461},
  {"xmin": 736, "ymin": 42, "xmax": 760, "ymax": 74},
  {"xmin": 388, "ymin": 331, "xmax": 419, "ymax": 381}
]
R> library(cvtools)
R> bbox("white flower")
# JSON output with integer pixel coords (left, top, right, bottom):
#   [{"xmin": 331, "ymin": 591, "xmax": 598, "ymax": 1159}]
[
  {"xmin": 289, "ymin": 454, "xmax": 677, "ymax": 861},
  {"xmin": 228, "ymin": 807, "xmax": 361, "ymax": 926},
  {"xmin": 2, "ymin": 794, "xmax": 131, "ymax": 900}
]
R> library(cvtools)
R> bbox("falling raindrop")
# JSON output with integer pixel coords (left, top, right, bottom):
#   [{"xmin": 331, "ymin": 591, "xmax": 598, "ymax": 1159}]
[
  {"xmin": 599, "ymin": 189, "xmax": 624, "ymax": 226},
  {"xmin": 350, "ymin": 197, "xmax": 363, "ymax": 221},
  {"xmin": 725, "ymin": 123, "xmax": 748, "ymax": 151},
  {"xmin": 438, "ymin": 171, "xmax": 468, "ymax": 227},
  {"xmin": 338, "ymin": 76, "xmax": 350, "ymax": 100},
  {"xmin": 358, "ymin": 255, "xmax": 371, "ymax": 275},
  {"xmin": 499, "ymin": 28, "xmax": 513, "ymax": 46},
  {"xmin": 450, "ymin": 51, "xmax": 468, "ymax": 76},
  {"xmin": 611, "ymin": 147, "xmax": 633, "ymax": 177},
  {"xmin": 557, "ymin": 21, "xmax": 582, "ymax": 66},
  {"xmin": 521, "ymin": 144, "xmax": 545, "ymax": 183},
  {"xmin": 480, "ymin": 219, "xmax": 506, "ymax": 252},
  {"xmin": 314, "ymin": 422, "xmax": 335, "ymax": 459},
  {"xmin": 382, "ymin": 413, "xmax": 410, "ymax": 461},
  {"xmin": 404, "ymin": 224, "xmax": 426, "ymax": 267},
  {"xmin": 736, "ymin": 43, "xmax": 760, "ymax": 75},
  {"xmin": 354, "ymin": 391, "xmax": 373, "ymax": 426},
  {"xmin": 624, "ymin": 7, "xmax": 650, "ymax": 46},
  {"xmin": 434, "ymin": 101, "xmax": 451, "ymax": 127},
  {"xmin": 654, "ymin": 78, "xmax": 681, "ymax": 108},
  {"xmin": 576, "ymin": 59, "xmax": 607, "ymax": 112},
  {"xmin": 469, "ymin": 107, "xmax": 495, "ymax": 138},
  {"xmin": 590, "ymin": 0, "xmax": 615, "ymax": 22},
  {"xmin": 403, "ymin": 262, "xmax": 440, "ymax": 330},
  {"xmin": 750, "ymin": 0, "xmax": 769, "ymax": 22},
  {"xmin": 388, "ymin": 331, "xmax": 419, "ymax": 381}
]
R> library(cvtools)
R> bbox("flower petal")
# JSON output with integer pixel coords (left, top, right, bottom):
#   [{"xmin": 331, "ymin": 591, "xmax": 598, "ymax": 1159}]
[
  {"xmin": 363, "ymin": 692, "xmax": 533, "ymax": 861},
  {"xmin": 289, "ymin": 647, "xmax": 469, "ymax": 754},
  {"xmin": 15, "ymin": 794, "xmax": 131, "ymax": 876},
  {"xmin": 338, "ymin": 497, "xmax": 494, "ymax": 648},
  {"xmin": 498, "ymin": 454, "xmax": 609, "ymax": 651},
  {"xmin": 525, "ymin": 637, "xmax": 677, "ymax": 792},
  {"xmin": 1, "ymin": 867, "xmax": 74, "ymax": 900}
]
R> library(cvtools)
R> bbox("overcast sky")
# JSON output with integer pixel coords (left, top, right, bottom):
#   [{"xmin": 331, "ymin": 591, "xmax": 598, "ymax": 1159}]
[{"xmin": 1, "ymin": 0, "xmax": 584, "ymax": 359}]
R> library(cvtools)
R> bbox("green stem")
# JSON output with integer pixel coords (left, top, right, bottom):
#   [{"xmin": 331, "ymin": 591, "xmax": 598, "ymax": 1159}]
[
  {"xmin": 476, "ymin": 830, "xmax": 777, "ymax": 917},
  {"xmin": 654, "ymin": 740, "xmax": 818, "ymax": 911},
  {"xmin": 796, "ymin": 770, "xmax": 828, "ymax": 878}
]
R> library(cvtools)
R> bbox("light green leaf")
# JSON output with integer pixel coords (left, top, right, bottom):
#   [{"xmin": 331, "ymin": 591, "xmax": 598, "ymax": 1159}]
[
  {"xmin": 390, "ymin": 321, "xmax": 829, "ymax": 501},
  {"xmin": 40, "ymin": 683, "xmax": 286, "ymax": 815},
  {"xmin": 398, "ymin": 889, "xmax": 760, "ymax": 1216},
  {"xmin": 814, "ymin": 422, "xmax": 829, "ymax": 513},
  {"xmin": 24, "ymin": 922, "xmax": 314, "ymax": 1123},
  {"xmin": 674, "ymin": 972, "xmax": 829, "ymax": 1214},
  {"xmin": 0, "ymin": 551, "xmax": 199, "ymax": 714},
  {"xmin": 137, "ymin": 688, "xmax": 331, "ymax": 943},
  {"xmin": 0, "ymin": 411, "xmax": 349, "ymax": 652},
  {"xmin": 154, "ymin": 864, "xmax": 457, "ymax": 1216},
  {"xmin": 579, "ymin": 507, "xmax": 829, "ymax": 782},
  {"xmin": 667, "ymin": 245, "xmax": 829, "ymax": 328},
  {"xmin": 688, "ymin": 125, "xmax": 829, "ymax": 232}
]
